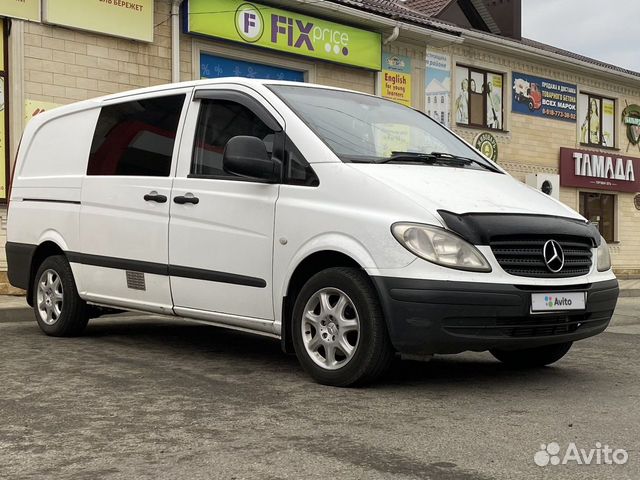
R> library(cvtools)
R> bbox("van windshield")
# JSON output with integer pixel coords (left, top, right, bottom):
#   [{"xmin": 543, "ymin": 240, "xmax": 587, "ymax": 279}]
[{"xmin": 269, "ymin": 85, "xmax": 499, "ymax": 172}]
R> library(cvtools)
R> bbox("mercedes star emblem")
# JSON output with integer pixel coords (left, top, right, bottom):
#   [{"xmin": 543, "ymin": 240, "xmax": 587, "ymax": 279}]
[{"xmin": 543, "ymin": 239, "xmax": 565, "ymax": 273}]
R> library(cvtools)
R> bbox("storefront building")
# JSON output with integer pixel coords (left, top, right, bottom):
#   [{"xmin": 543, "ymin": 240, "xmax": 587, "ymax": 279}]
[{"xmin": 0, "ymin": 0, "xmax": 639, "ymax": 291}]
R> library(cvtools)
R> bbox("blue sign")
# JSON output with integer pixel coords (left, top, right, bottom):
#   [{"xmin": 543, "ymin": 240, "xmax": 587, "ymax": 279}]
[
  {"xmin": 200, "ymin": 54, "xmax": 305, "ymax": 82},
  {"xmin": 512, "ymin": 72, "xmax": 577, "ymax": 123}
]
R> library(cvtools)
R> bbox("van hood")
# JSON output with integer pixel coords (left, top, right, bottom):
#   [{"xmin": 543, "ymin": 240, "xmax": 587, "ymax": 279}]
[{"xmin": 351, "ymin": 164, "xmax": 583, "ymax": 221}]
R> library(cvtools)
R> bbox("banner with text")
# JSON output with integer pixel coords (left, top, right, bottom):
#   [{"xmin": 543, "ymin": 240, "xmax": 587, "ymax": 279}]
[
  {"xmin": 0, "ymin": 0, "xmax": 41, "ymax": 22},
  {"xmin": 560, "ymin": 147, "xmax": 639, "ymax": 193},
  {"xmin": 43, "ymin": 0, "xmax": 154, "ymax": 42},
  {"xmin": 381, "ymin": 53, "xmax": 411, "ymax": 106},
  {"xmin": 512, "ymin": 72, "xmax": 577, "ymax": 122},
  {"xmin": 186, "ymin": 0, "xmax": 382, "ymax": 70},
  {"xmin": 0, "ymin": 21, "xmax": 6, "ymax": 201}
]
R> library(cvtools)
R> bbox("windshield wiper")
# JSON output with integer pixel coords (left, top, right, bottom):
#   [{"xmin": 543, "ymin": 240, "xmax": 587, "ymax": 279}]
[
  {"xmin": 379, "ymin": 151, "xmax": 501, "ymax": 173},
  {"xmin": 429, "ymin": 152, "xmax": 502, "ymax": 173}
]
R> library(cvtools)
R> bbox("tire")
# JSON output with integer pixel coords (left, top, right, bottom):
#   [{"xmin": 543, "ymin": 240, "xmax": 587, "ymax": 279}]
[
  {"xmin": 490, "ymin": 342, "xmax": 573, "ymax": 368},
  {"xmin": 528, "ymin": 100, "xmax": 535, "ymax": 111},
  {"xmin": 291, "ymin": 267, "xmax": 394, "ymax": 387},
  {"xmin": 32, "ymin": 254, "xmax": 89, "ymax": 337}
]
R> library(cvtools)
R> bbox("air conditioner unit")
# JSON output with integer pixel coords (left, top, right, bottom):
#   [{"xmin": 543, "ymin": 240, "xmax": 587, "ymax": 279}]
[{"xmin": 525, "ymin": 173, "xmax": 560, "ymax": 200}]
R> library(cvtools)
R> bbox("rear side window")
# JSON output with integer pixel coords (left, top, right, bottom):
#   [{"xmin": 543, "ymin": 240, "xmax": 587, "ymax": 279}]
[{"xmin": 87, "ymin": 94, "xmax": 185, "ymax": 176}]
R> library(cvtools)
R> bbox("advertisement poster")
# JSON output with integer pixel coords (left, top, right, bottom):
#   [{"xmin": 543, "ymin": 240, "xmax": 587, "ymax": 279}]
[
  {"xmin": 24, "ymin": 99, "xmax": 62, "ymax": 127},
  {"xmin": 0, "ymin": 0, "xmax": 41, "ymax": 22},
  {"xmin": 381, "ymin": 53, "xmax": 412, "ymax": 107},
  {"xmin": 425, "ymin": 52, "xmax": 451, "ymax": 126},
  {"xmin": 43, "ymin": 0, "xmax": 154, "ymax": 42},
  {"xmin": 186, "ymin": 0, "xmax": 382, "ymax": 70},
  {"xmin": 512, "ymin": 72, "xmax": 577, "ymax": 122},
  {"xmin": 0, "ymin": 22, "xmax": 6, "ymax": 201},
  {"xmin": 0, "ymin": 77, "xmax": 5, "ymax": 200},
  {"xmin": 577, "ymin": 94, "xmax": 615, "ymax": 147}
]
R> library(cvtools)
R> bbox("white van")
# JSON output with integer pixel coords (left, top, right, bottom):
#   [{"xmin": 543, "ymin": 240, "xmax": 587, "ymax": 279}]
[{"xmin": 7, "ymin": 78, "xmax": 619, "ymax": 386}]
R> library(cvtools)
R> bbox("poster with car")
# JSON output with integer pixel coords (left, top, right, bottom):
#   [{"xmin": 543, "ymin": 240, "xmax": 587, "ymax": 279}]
[{"xmin": 512, "ymin": 72, "xmax": 577, "ymax": 122}]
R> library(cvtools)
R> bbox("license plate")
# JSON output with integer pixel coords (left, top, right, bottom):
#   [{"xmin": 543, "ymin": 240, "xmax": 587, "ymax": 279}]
[{"xmin": 531, "ymin": 292, "xmax": 586, "ymax": 312}]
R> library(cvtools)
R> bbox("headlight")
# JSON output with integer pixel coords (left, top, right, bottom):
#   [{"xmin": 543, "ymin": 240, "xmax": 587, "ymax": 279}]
[
  {"xmin": 392, "ymin": 223, "xmax": 491, "ymax": 272},
  {"xmin": 597, "ymin": 235, "xmax": 611, "ymax": 272}
]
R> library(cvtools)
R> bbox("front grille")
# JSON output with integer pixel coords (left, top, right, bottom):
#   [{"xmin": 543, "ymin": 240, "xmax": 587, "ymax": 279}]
[
  {"xmin": 442, "ymin": 312, "xmax": 611, "ymax": 338},
  {"xmin": 490, "ymin": 235, "xmax": 593, "ymax": 278}
]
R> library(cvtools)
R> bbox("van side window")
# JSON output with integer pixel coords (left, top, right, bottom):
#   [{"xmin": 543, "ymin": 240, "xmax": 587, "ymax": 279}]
[
  {"xmin": 285, "ymin": 139, "xmax": 319, "ymax": 187},
  {"xmin": 191, "ymin": 99, "xmax": 275, "ymax": 178},
  {"xmin": 87, "ymin": 94, "xmax": 185, "ymax": 176}
]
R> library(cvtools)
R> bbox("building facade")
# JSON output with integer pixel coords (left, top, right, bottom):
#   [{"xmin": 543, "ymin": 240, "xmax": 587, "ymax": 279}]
[{"xmin": 0, "ymin": 0, "xmax": 639, "ymax": 292}]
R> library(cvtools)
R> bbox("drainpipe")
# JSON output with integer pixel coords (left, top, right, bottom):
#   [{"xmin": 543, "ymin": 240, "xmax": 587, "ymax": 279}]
[
  {"xmin": 383, "ymin": 25, "xmax": 400, "ymax": 45},
  {"xmin": 171, "ymin": 0, "xmax": 184, "ymax": 83},
  {"xmin": 376, "ymin": 25, "xmax": 400, "ymax": 96}
]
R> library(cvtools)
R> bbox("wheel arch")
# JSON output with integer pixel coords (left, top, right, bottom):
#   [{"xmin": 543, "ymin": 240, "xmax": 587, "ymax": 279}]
[
  {"xmin": 280, "ymin": 250, "xmax": 366, "ymax": 354},
  {"xmin": 26, "ymin": 240, "xmax": 67, "ymax": 307}
]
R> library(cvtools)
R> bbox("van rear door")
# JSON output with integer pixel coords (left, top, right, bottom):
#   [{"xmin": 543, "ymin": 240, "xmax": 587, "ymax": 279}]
[{"xmin": 77, "ymin": 89, "xmax": 190, "ymax": 313}]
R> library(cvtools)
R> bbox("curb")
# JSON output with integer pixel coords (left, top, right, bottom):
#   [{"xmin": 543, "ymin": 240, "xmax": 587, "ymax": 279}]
[
  {"xmin": 619, "ymin": 289, "xmax": 640, "ymax": 298},
  {"xmin": 0, "ymin": 307, "xmax": 34, "ymax": 324}
]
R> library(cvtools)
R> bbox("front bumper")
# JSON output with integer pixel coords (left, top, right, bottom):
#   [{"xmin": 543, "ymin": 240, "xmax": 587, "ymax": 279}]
[{"xmin": 372, "ymin": 277, "xmax": 619, "ymax": 354}]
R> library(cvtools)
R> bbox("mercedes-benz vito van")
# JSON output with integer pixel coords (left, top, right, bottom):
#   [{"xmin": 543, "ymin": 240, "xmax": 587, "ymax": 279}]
[{"xmin": 7, "ymin": 78, "xmax": 619, "ymax": 386}]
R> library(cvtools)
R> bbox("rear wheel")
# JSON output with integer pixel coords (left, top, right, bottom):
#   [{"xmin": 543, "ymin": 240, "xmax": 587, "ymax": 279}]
[
  {"xmin": 490, "ymin": 342, "xmax": 572, "ymax": 368},
  {"xmin": 292, "ymin": 267, "xmax": 394, "ymax": 387},
  {"xmin": 32, "ymin": 255, "xmax": 89, "ymax": 336}
]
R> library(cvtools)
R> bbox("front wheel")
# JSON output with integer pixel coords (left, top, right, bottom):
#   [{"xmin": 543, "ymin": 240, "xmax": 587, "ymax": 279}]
[
  {"xmin": 490, "ymin": 342, "xmax": 572, "ymax": 368},
  {"xmin": 292, "ymin": 267, "xmax": 394, "ymax": 387},
  {"xmin": 33, "ymin": 255, "xmax": 89, "ymax": 336}
]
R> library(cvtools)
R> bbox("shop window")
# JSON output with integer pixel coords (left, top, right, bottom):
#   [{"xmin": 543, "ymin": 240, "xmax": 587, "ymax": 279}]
[
  {"xmin": 192, "ymin": 99, "xmax": 275, "ymax": 179},
  {"xmin": 579, "ymin": 192, "xmax": 615, "ymax": 242},
  {"xmin": 578, "ymin": 93, "xmax": 615, "ymax": 148},
  {"xmin": 454, "ymin": 66, "xmax": 503, "ymax": 130},
  {"xmin": 88, "ymin": 95, "xmax": 185, "ymax": 176}
]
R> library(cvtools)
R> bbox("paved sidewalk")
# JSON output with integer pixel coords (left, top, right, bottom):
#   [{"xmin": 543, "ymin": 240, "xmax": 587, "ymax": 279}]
[{"xmin": 619, "ymin": 279, "xmax": 640, "ymax": 297}]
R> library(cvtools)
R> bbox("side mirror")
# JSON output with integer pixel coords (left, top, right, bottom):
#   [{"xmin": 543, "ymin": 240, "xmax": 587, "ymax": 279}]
[{"xmin": 223, "ymin": 136, "xmax": 278, "ymax": 182}]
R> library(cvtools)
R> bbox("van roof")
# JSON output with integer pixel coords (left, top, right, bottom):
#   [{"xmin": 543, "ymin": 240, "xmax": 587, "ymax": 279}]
[{"xmin": 30, "ymin": 77, "xmax": 369, "ymax": 123}]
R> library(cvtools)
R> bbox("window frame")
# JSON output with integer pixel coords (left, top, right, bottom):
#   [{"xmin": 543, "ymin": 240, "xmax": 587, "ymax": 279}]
[
  {"xmin": 87, "ymin": 92, "xmax": 188, "ymax": 178},
  {"xmin": 579, "ymin": 92, "xmax": 617, "ymax": 149},
  {"xmin": 455, "ymin": 65, "xmax": 504, "ymax": 131},
  {"xmin": 187, "ymin": 91, "xmax": 285, "ymax": 184}
]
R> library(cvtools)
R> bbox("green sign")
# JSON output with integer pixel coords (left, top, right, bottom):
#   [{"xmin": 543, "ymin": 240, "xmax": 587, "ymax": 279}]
[
  {"xmin": 474, "ymin": 132, "xmax": 499, "ymax": 162},
  {"xmin": 186, "ymin": 0, "xmax": 382, "ymax": 70},
  {"xmin": 622, "ymin": 104, "xmax": 640, "ymax": 146}
]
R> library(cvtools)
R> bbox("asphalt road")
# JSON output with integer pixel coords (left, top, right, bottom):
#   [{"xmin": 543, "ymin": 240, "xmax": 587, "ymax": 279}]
[{"xmin": 1, "ymin": 299, "xmax": 639, "ymax": 480}]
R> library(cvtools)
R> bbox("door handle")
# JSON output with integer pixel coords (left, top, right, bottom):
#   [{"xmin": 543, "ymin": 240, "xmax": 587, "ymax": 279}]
[
  {"xmin": 173, "ymin": 194, "xmax": 200, "ymax": 205},
  {"xmin": 144, "ymin": 192, "xmax": 167, "ymax": 203}
]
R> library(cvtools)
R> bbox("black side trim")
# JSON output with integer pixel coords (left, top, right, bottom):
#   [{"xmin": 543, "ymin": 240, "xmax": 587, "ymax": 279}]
[
  {"xmin": 6, "ymin": 242, "xmax": 37, "ymax": 290},
  {"xmin": 22, "ymin": 198, "xmax": 81, "ymax": 205},
  {"xmin": 438, "ymin": 211, "xmax": 601, "ymax": 246},
  {"xmin": 66, "ymin": 252, "xmax": 168, "ymax": 276},
  {"xmin": 168, "ymin": 265, "xmax": 266, "ymax": 288},
  {"xmin": 67, "ymin": 251, "xmax": 266, "ymax": 288}
]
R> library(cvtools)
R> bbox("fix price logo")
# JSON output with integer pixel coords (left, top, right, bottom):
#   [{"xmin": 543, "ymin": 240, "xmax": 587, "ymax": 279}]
[
  {"xmin": 235, "ymin": 3, "xmax": 264, "ymax": 42},
  {"xmin": 235, "ymin": 2, "xmax": 351, "ymax": 57}
]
